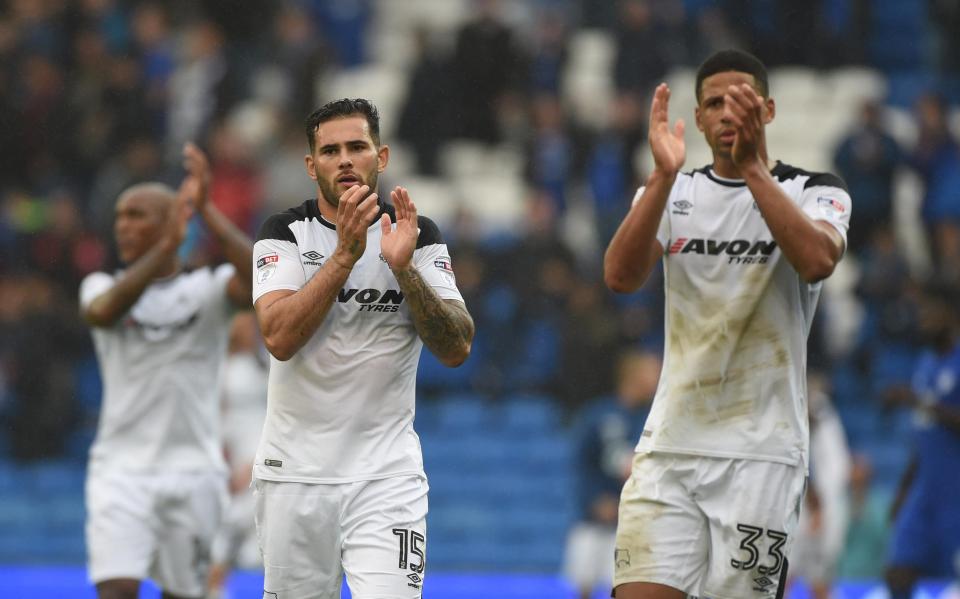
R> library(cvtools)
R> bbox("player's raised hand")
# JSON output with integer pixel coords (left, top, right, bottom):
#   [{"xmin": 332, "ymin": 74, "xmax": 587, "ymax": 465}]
[
  {"xmin": 333, "ymin": 184, "xmax": 379, "ymax": 268},
  {"xmin": 380, "ymin": 186, "xmax": 418, "ymax": 271},
  {"xmin": 725, "ymin": 83, "xmax": 765, "ymax": 168},
  {"xmin": 168, "ymin": 175, "xmax": 196, "ymax": 250},
  {"xmin": 181, "ymin": 142, "xmax": 212, "ymax": 213},
  {"xmin": 648, "ymin": 83, "xmax": 686, "ymax": 176}
]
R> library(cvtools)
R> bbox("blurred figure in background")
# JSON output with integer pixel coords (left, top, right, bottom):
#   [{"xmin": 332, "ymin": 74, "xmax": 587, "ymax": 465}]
[
  {"xmin": 79, "ymin": 144, "xmax": 253, "ymax": 599},
  {"xmin": 789, "ymin": 372, "xmax": 852, "ymax": 599},
  {"xmin": 909, "ymin": 93, "xmax": 960, "ymax": 272},
  {"xmin": 563, "ymin": 350, "xmax": 659, "ymax": 599},
  {"xmin": 837, "ymin": 455, "xmax": 890, "ymax": 581},
  {"xmin": 207, "ymin": 312, "xmax": 268, "ymax": 599},
  {"xmin": 882, "ymin": 282, "xmax": 960, "ymax": 599},
  {"xmin": 832, "ymin": 99, "xmax": 903, "ymax": 256}
]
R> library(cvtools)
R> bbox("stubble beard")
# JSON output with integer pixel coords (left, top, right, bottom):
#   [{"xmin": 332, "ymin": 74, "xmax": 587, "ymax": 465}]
[{"xmin": 317, "ymin": 167, "xmax": 379, "ymax": 210}]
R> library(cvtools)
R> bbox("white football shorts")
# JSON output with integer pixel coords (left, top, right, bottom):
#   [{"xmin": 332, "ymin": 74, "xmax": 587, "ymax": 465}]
[
  {"xmin": 85, "ymin": 467, "xmax": 228, "ymax": 596},
  {"xmin": 563, "ymin": 521, "xmax": 617, "ymax": 593},
  {"xmin": 254, "ymin": 474, "xmax": 428, "ymax": 599},
  {"xmin": 613, "ymin": 452, "xmax": 805, "ymax": 599}
]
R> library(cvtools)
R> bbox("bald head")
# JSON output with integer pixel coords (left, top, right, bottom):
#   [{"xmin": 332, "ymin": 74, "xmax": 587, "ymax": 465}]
[
  {"xmin": 114, "ymin": 182, "xmax": 178, "ymax": 264},
  {"xmin": 117, "ymin": 182, "xmax": 177, "ymax": 212}
]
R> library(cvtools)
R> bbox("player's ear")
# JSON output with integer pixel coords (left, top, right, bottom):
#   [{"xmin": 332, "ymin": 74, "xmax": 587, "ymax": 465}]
[
  {"xmin": 694, "ymin": 106, "xmax": 704, "ymax": 132},
  {"xmin": 304, "ymin": 154, "xmax": 318, "ymax": 181},
  {"xmin": 763, "ymin": 97, "xmax": 776, "ymax": 124},
  {"xmin": 377, "ymin": 144, "xmax": 389, "ymax": 173}
]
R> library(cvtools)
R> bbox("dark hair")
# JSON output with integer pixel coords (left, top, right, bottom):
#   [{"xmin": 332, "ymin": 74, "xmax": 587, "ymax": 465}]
[
  {"xmin": 695, "ymin": 49, "xmax": 769, "ymax": 103},
  {"xmin": 305, "ymin": 98, "xmax": 381, "ymax": 152}
]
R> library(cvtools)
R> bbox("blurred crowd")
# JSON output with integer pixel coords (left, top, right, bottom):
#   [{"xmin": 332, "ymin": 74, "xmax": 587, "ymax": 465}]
[{"xmin": 2, "ymin": 0, "xmax": 960, "ymax": 588}]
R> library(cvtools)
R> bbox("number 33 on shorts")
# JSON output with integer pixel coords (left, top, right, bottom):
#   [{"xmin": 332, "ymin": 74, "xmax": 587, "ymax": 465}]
[{"xmin": 729, "ymin": 524, "xmax": 788, "ymax": 594}]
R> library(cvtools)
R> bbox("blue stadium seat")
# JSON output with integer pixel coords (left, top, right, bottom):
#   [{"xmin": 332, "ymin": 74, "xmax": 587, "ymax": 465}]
[{"xmin": 498, "ymin": 394, "xmax": 561, "ymax": 434}]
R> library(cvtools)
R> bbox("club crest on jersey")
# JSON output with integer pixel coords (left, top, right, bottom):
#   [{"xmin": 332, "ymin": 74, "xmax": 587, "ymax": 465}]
[
  {"xmin": 256, "ymin": 253, "xmax": 279, "ymax": 283},
  {"xmin": 672, "ymin": 199, "xmax": 693, "ymax": 215}
]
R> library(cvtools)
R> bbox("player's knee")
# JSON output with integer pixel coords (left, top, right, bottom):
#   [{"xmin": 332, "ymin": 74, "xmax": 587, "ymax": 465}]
[{"xmin": 96, "ymin": 578, "xmax": 140, "ymax": 599}]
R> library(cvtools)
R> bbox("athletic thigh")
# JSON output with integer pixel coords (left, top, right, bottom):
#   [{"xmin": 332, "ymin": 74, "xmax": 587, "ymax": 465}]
[
  {"xmin": 254, "ymin": 480, "xmax": 344, "ymax": 599},
  {"xmin": 86, "ymin": 469, "xmax": 158, "ymax": 585},
  {"xmin": 697, "ymin": 458, "xmax": 806, "ymax": 599},
  {"xmin": 152, "ymin": 471, "xmax": 228, "ymax": 597},
  {"xmin": 342, "ymin": 476, "xmax": 429, "ymax": 599},
  {"xmin": 613, "ymin": 453, "xmax": 710, "ymax": 596}
]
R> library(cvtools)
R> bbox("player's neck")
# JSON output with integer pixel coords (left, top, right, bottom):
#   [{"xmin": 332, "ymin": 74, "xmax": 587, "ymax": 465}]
[
  {"xmin": 316, "ymin": 196, "xmax": 339, "ymax": 225},
  {"xmin": 156, "ymin": 256, "xmax": 181, "ymax": 280},
  {"xmin": 712, "ymin": 154, "xmax": 774, "ymax": 179}
]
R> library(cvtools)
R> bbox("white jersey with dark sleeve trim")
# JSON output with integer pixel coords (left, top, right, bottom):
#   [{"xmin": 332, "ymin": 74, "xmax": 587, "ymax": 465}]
[
  {"xmin": 636, "ymin": 161, "xmax": 851, "ymax": 468},
  {"xmin": 251, "ymin": 198, "xmax": 464, "ymax": 484},
  {"xmin": 79, "ymin": 264, "xmax": 236, "ymax": 472}
]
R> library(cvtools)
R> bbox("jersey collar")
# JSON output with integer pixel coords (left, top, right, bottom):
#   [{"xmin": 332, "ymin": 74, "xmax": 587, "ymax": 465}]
[{"xmin": 312, "ymin": 196, "xmax": 391, "ymax": 230}]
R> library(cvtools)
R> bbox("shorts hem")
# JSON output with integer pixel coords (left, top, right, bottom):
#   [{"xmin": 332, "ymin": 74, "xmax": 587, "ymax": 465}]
[
  {"xmin": 89, "ymin": 567, "xmax": 147, "ymax": 585},
  {"xmin": 612, "ymin": 574, "xmax": 692, "ymax": 596}
]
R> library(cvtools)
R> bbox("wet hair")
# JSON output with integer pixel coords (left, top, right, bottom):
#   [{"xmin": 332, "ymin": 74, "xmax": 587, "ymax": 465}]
[
  {"xmin": 695, "ymin": 49, "xmax": 769, "ymax": 103},
  {"xmin": 304, "ymin": 98, "xmax": 381, "ymax": 152}
]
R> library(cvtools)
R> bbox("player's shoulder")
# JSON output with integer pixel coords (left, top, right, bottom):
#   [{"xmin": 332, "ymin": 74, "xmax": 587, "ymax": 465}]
[
  {"xmin": 256, "ymin": 199, "xmax": 322, "ymax": 243},
  {"xmin": 415, "ymin": 215, "xmax": 445, "ymax": 248},
  {"xmin": 378, "ymin": 200, "xmax": 444, "ymax": 248},
  {"xmin": 771, "ymin": 162, "xmax": 849, "ymax": 192}
]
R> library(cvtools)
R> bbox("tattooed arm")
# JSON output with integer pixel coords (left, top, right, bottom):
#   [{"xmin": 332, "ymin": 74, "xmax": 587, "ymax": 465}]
[
  {"xmin": 380, "ymin": 186, "xmax": 474, "ymax": 367},
  {"xmin": 392, "ymin": 267, "xmax": 474, "ymax": 366}
]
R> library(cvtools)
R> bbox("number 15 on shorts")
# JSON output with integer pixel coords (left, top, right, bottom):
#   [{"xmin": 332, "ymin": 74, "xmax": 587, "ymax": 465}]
[{"xmin": 392, "ymin": 528, "xmax": 425, "ymax": 589}]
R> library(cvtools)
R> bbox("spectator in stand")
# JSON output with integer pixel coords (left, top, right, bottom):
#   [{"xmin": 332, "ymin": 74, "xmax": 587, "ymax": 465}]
[
  {"xmin": 450, "ymin": 0, "xmax": 526, "ymax": 143},
  {"xmin": 882, "ymin": 282, "xmax": 960, "ymax": 599},
  {"xmin": 909, "ymin": 92, "xmax": 960, "ymax": 266},
  {"xmin": 563, "ymin": 350, "xmax": 660, "ymax": 599},
  {"xmin": 832, "ymin": 100, "xmax": 903, "ymax": 256},
  {"xmin": 613, "ymin": 0, "xmax": 668, "ymax": 98},
  {"xmin": 397, "ymin": 27, "xmax": 453, "ymax": 176},
  {"xmin": 837, "ymin": 455, "xmax": 890, "ymax": 581}
]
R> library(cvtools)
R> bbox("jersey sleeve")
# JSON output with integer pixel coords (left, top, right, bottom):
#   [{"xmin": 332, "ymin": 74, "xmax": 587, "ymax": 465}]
[
  {"xmin": 253, "ymin": 214, "xmax": 305, "ymax": 304},
  {"xmin": 411, "ymin": 216, "xmax": 464, "ymax": 303},
  {"xmin": 630, "ymin": 185, "xmax": 671, "ymax": 249},
  {"xmin": 798, "ymin": 173, "xmax": 852, "ymax": 249},
  {"xmin": 79, "ymin": 272, "xmax": 115, "ymax": 309},
  {"xmin": 210, "ymin": 263, "xmax": 237, "ymax": 315}
]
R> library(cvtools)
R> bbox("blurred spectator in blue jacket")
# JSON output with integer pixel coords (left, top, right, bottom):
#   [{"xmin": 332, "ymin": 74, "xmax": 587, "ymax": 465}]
[
  {"xmin": 612, "ymin": 0, "xmax": 667, "ymax": 98},
  {"xmin": 881, "ymin": 282, "xmax": 960, "ymax": 599},
  {"xmin": 909, "ymin": 93, "xmax": 960, "ymax": 265},
  {"xmin": 562, "ymin": 349, "xmax": 659, "ymax": 599},
  {"xmin": 832, "ymin": 100, "xmax": 903, "ymax": 256}
]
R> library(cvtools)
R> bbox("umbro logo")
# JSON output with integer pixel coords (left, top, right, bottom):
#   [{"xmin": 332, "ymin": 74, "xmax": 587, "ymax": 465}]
[
  {"xmin": 752, "ymin": 575, "xmax": 775, "ymax": 592},
  {"xmin": 672, "ymin": 199, "xmax": 692, "ymax": 215},
  {"xmin": 407, "ymin": 572, "xmax": 422, "ymax": 589},
  {"xmin": 303, "ymin": 251, "xmax": 324, "ymax": 261}
]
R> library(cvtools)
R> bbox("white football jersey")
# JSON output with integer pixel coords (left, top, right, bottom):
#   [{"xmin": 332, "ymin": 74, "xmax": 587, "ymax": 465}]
[
  {"xmin": 637, "ymin": 162, "xmax": 851, "ymax": 467},
  {"xmin": 252, "ymin": 198, "xmax": 464, "ymax": 483},
  {"xmin": 80, "ymin": 264, "xmax": 235, "ymax": 471}
]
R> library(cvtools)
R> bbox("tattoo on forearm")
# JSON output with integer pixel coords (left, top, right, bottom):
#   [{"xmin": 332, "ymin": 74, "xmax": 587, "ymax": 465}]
[{"xmin": 393, "ymin": 268, "xmax": 473, "ymax": 360}]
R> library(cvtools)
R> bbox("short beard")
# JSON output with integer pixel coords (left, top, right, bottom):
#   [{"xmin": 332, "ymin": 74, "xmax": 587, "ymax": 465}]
[{"xmin": 317, "ymin": 168, "xmax": 379, "ymax": 209}]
